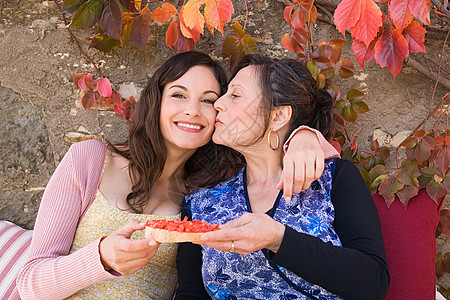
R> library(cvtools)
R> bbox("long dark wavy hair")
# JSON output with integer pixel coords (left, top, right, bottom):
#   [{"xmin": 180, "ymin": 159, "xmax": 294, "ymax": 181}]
[
  {"xmin": 230, "ymin": 54, "xmax": 334, "ymax": 144},
  {"xmin": 109, "ymin": 52, "xmax": 244, "ymax": 213}
]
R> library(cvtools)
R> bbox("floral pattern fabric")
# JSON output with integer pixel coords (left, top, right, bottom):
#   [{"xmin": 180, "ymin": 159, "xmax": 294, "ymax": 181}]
[{"xmin": 184, "ymin": 159, "xmax": 343, "ymax": 300}]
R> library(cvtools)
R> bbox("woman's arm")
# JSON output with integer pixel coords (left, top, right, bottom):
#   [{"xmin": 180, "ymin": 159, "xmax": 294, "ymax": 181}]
[
  {"xmin": 280, "ymin": 125, "xmax": 340, "ymax": 201},
  {"xmin": 270, "ymin": 159, "xmax": 390, "ymax": 299},
  {"xmin": 175, "ymin": 207, "xmax": 211, "ymax": 300},
  {"xmin": 16, "ymin": 143, "xmax": 117, "ymax": 299}
]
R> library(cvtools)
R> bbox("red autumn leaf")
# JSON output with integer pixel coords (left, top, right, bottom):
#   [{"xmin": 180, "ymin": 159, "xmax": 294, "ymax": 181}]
[
  {"xmin": 379, "ymin": 177, "xmax": 404, "ymax": 207},
  {"xmin": 73, "ymin": 73, "xmax": 85, "ymax": 88},
  {"xmin": 396, "ymin": 159, "xmax": 419, "ymax": 186},
  {"xmin": 370, "ymin": 139, "xmax": 380, "ymax": 151},
  {"xmin": 374, "ymin": 25, "xmax": 409, "ymax": 77},
  {"xmin": 389, "ymin": 0, "xmax": 414, "ymax": 32},
  {"xmin": 409, "ymin": 0, "xmax": 431, "ymax": 25},
  {"xmin": 182, "ymin": 0, "xmax": 205, "ymax": 35},
  {"xmin": 376, "ymin": 146, "xmax": 390, "ymax": 160},
  {"xmin": 351, "ymin": 39, "xmax": 374, "ymax": 69},
  {"xmin": 338, "ymin": 58, "xmax": 355, "ymax": 78},
  {"xmin": 426, "ymin": 181, "xmax": 445, "ymax": 203},
  {"xmin": 282, "ymin": 32, "xmax": 294, "ymax": 51},
  {"xmin": 151, "ymin": 3, "xmax": 178, "ymax": 23},
  {"xmin": 170, "ymin": 19, "xmax": 195, "ymax": 52},
  {"xmin": 99, "ymin": 0, "xmax": 122, "ymax": 40},
  {"xmin": 166, "ymin": 18, "xmax": 179, "ymax": 47},
  {"xmin": 284, "ymin": 5, "xmax": 295, "ymax": 25},
  {"xmin": 440, "ymin": 209, "xmax": 450, "ymax": 236},
  {"xmin": 204, "ymin": 0, "xmax": 234, "ymax": 35},
  {"xmin": 97, "ymin": 77, "xmax": 113, "ymax": 98},
  {"xmin": 179, "ymin": 8, "xmax": 201, "ymax": 42},
  {"xmin": 291, "ymin": 7, "xmax": 306, "ymax": 30},
  {"xmin": 402, "ymin": 20, "xmax": 426, "ymax": 53},
  {"xmin": 79, "ymin": 73, "xmax": 93, "ymax": 91},
  {"xmin": 115, "ymin": 95, "xmax": 137, "ymax": 121},
  {"xmin": 445, "ymin": 136, "xmax": 450, "ymax": 148},
  {"xmin": 414, "ymin": 129, "xmax": 426, "ymax": 137},
  {"xmin": 69, "ymin": 0, "xmax": 103, "ymax": 29},
  {"xmin": 298, "ymin": 2, "xmax": 318, "ymax": 24},
  {"xmin": 130, "ymin": 7, "xmax": 152, "ymax": 50},
  {"xmin": 414, "ymin": 135, "xmax": 434, "ymax": 163},
  {"xmin": 223, "ymin": 35, "xmax": 238, "ymax": 58},
  {"xmin": 334, "ymin": 0, "xmax": 362, "ymax": 35},
  {"xmin": 331, "ymin": 139, "xmax": 342, "ymax": 153},
  {"xmin": 436, "ymin": 252, "xmax": 450, "ymax": 278},
  {"xmin": 81, "ymin": 91, "xmax": 96, "ymax": 109},
  {"xmin": 435, "ymin": 148, "xmax": 450, "ymax": 175},
  {"xmin": 435, "ymin": 135, "xmax": 445, "ymax": 147},
  {"xmin": 396, "ymin": 184, "xmax": 419, "ymax": 207},
  {"xmin": 327, "ymin": 39, "xmax": 346, "ymax": 63},
  {"xmin": 104, "ymin": 90, "xmax": 121, "ymax": 105},
  {"xmin": 289, "ymin": 30, "xmax": 307, "ymax": 55},
  {"xmin": 350, "ymin": 0, "xmax": 383, "ymax": 47}
]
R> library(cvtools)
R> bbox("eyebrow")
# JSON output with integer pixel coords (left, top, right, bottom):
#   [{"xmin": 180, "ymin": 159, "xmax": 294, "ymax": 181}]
[{"xmin": 169, "ymin": 85, "xmax": 219, "ymax": 97}]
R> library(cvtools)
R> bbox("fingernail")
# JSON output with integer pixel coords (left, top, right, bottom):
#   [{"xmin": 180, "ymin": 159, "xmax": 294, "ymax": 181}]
[
  {"xmin": 139, "ymin": 222, "xmax": 146, "ymax": 226},
  {"xmin": 285, "ymin": 196, "xmax": 291, "ymax": 202}
]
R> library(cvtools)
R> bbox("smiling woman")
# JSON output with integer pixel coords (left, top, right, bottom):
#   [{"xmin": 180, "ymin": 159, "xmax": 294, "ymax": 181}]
[{"xmin": 16, "ymin": 52, "xmax": 338, "ymax": 300}]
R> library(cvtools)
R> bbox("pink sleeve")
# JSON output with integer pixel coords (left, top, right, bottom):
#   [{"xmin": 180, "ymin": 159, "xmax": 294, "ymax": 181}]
[
  {"xmin": 283, "ymin": 125, "xmax": 340, "ymax": 159},
  {"xmin": 17, "ymin": 142, "xmax": 116, "ymax": 299}
]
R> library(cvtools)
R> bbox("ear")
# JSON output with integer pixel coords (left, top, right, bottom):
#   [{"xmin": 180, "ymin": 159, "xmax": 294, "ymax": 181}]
[{"xmin": 270, "ymin": 106, "xmax": 292, "ymax": 131}]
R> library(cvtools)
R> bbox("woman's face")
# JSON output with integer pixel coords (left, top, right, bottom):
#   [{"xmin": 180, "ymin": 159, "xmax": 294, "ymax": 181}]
[
  {"xmin": 160, "ymin": 65, "xmax": 220, "ymax": 151},
  {"xmin": 213, "ymin": 66, "xmax": 265, "ymax": 148}
]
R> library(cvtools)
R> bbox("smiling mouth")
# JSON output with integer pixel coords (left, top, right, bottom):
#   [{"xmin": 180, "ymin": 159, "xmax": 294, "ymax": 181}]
[{"xmin": 175, "ymin": 122, "xmax": 204, "ymax": 130}]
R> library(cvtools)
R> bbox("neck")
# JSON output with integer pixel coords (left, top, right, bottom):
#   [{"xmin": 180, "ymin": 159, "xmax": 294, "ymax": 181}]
[
  {"xmin": 158, "ymin": 147, "xmax": 197, "ymax": 182},
  {"xmin": 240, "ymin": 145, "xmax": 283, "ymax": 187}
]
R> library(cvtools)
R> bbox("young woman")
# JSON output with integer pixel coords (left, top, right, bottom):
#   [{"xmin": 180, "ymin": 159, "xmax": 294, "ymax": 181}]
[
  {"xmin": 17, "ymin": 52, "xmax": 338, "ymax": 299},
  {"xmin": 176, "ymin": 55, "xmax": 390, "ymax": 299}
]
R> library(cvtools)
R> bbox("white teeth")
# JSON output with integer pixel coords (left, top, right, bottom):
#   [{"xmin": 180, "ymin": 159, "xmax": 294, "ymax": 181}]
[{"xmin": 177, "ymin": 122, "xmax": 202, "ymax": 130}]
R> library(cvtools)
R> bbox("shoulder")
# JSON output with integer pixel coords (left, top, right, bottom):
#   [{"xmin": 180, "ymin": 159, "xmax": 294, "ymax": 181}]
[
  {"xmin": 67, "ymin": 139, "xmax": 107, "ymax": 164},
  {"xmin": 333, "ymin": 158, "xmax": 360, "ymax": 177}
]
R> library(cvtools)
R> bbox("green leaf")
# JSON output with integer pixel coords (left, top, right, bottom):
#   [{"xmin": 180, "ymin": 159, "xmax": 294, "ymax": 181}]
[
  {"xmin": 307, "ymin": 61, "xmax": 319, "ymax": 79},
  {"xmin": 89, "ymin": 33, "xmax": 121, "ymax": 52},
  {"xmin": 321, "ymin": 67, "xmax": 335, "ymax": 79},
  {"xmin": 396, "ymin": 159, "xmax": 419, "ymax": 186},
  {"xmin": 99, "ymin": 0, "xmax": 122, "ymax": 40},
  {"xmin": 63, "ymin": 0, "xmax": 85, "ymax": 13},
  {"xmin": 359, "ymin": 168, "xmax": 372, "ymax": 188},
  {"xmin": 69, "ymin": 0, "xmax": 103, "ymax": 29},
  {"xmin": 241, "ymin": 34, "xmax": 258, "ymax": 54},
  {"xmin": 351, "ymin": 101, "xmax": 370, "ymax": 114},
  {"xmin": 418, "ymin": 174, "xmax": 433, "ymax": 188},
  {"xmin": 347, "ymin": 89, "xmax": 366, "ymax": 102},
  {"xmin": 232, "ymin": 20, "xmax": 245, "ymax": 38},
  {"xmin": 341, "ymin": 105, "xmax": 357, "ymax": 122},
  {"xmin": 369, "ymin": 164, "xmax": 388, "ymax": 179},
  {"xmin": 370, "ymin": 174, "xmax": 388, "ymax": 190}
]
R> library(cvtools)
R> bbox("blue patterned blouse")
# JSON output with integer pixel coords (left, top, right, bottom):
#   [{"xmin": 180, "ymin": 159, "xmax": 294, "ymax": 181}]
[{"xmin": 184, "ymin": 159, "xmax": 343, "ymax": 300}]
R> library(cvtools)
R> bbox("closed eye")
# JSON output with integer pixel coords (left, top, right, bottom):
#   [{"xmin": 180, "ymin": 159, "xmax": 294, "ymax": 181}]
[{"xmin": 202, "ymin": 99, "xmax": 216, "ymax": 105}]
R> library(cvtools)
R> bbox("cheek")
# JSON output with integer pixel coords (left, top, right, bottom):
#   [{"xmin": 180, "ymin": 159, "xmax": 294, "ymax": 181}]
[{"xmin": 204, "ymin": 107, "xmax": 217, "ymax": 128}]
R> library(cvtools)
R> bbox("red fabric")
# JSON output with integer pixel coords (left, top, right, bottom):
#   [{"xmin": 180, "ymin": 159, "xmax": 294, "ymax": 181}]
[{"xmin": 373, "ymin": 189, "xmax": 442, "ymax": 300}]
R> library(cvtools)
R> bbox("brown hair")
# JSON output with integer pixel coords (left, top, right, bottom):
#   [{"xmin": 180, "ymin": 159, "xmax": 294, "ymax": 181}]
[
  {"xmin": 230, "ymin": 54, "xmax": 334, "ymax": 143},
  {"xmin": 109, "ymin": 52, "xmax": 243, "ymax": 213}
]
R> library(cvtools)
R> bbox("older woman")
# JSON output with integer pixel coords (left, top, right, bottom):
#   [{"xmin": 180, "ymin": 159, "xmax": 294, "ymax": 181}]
[{"xmin": 176, "ymin": 55, "xmax": 390, "ymax": 299}]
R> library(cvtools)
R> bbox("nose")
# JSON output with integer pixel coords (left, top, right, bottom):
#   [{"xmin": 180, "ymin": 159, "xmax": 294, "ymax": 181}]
[
  {"xmin": 184, "ymin": 99, "xmax": 201, "ymax": 116},
  {"xmin": 214, "ymin": 95, "xmax": 226, "ymax": 112}
]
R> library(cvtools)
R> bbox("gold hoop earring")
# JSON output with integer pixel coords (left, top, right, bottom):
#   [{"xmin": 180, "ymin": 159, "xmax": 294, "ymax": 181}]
[{"xmin": 267, "ymin": 130, "xmax": 280, "ymax": 151}]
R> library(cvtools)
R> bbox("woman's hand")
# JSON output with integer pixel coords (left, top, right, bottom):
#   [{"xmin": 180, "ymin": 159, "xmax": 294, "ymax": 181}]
[
  {"xmin": 99, "ymin": 219, "xmax": 159, "ymax": 275},
  {"xmin": 278, "ymin": 129, "xmax": 325, "ymax": 201},
  {"xmin": 194, "ymin": 213, "xmax": 285, "ymax": 255}
]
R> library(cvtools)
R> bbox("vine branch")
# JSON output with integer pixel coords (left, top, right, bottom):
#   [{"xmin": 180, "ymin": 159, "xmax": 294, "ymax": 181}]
[{"xmin": 53, "ymin": 0, "xmax": 104, "ymax": 77}]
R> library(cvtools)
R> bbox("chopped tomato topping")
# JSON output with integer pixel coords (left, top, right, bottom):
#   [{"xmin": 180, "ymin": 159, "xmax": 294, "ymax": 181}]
[{"xmin": 146, "ymin": 217, "xmax": 220, "ymax": 233}]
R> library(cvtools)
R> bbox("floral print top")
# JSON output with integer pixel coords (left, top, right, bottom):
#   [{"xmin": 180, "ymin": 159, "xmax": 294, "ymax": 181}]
[{"xmin": 184, "ymin": 159, "xmax": 343, "ymax": 300}]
